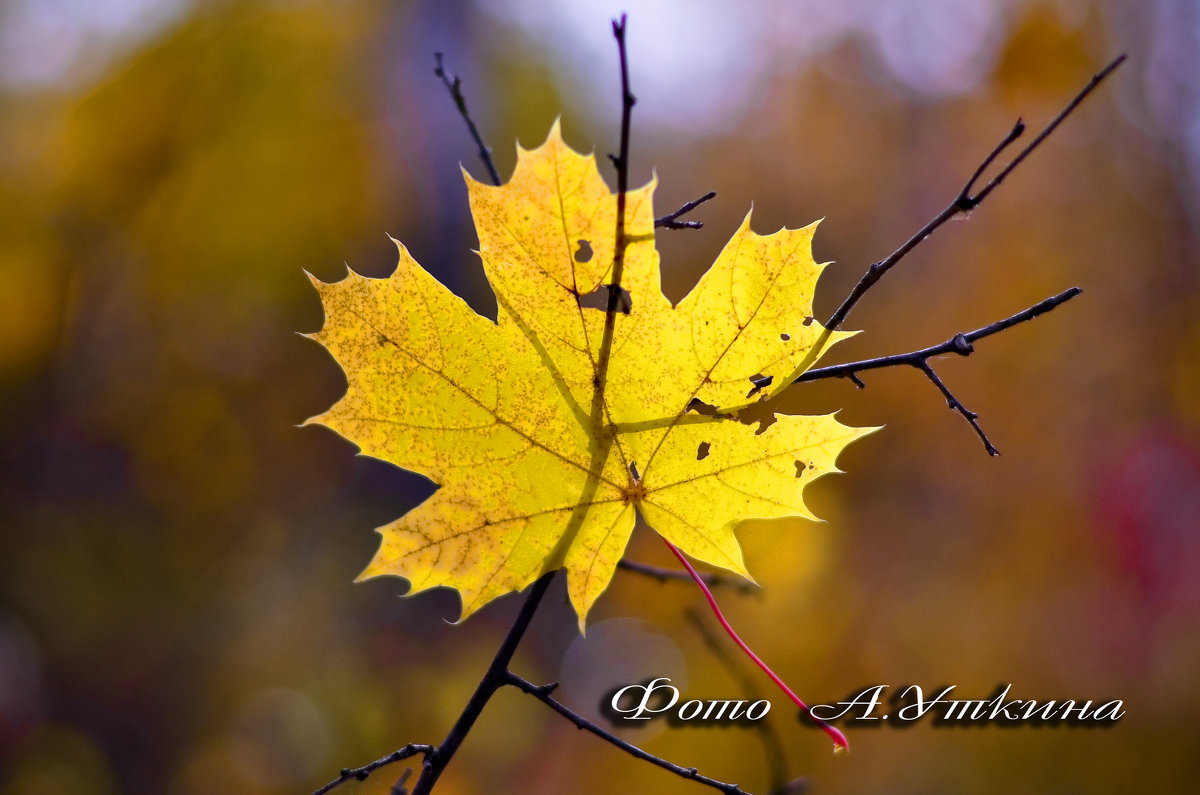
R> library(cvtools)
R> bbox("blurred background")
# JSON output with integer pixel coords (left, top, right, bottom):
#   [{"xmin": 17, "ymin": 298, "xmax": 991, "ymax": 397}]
[{"xmin": 2, "ymin": 0, "xmax": 1198, "ymax": 792}]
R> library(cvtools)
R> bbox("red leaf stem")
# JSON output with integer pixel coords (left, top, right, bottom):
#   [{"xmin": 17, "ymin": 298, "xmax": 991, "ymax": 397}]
[{"xmin": 662, "ymin": 538, "xmax": 849, "ymax": 753}]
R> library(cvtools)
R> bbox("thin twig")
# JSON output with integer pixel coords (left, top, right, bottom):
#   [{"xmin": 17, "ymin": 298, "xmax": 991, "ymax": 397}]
[
  {"xmin": 318, "ymin": 570, "xmax": 754, "ymax": 794},
  {"xmin": 577, "ymin": 13, "xmax": 635, "ymax": 498},
  {"xmin": 407, "ymin": 572, "xmax": 555, "ymax": 795},
  {"xmin": 960, "ymin": 119, "xmax": 1025, "ymax": 200},
  {"xmin": 915, "ymin": 360, "xmax": 996, "ymax": 455},
  {"xmin": 604, "ymin": 13, "xmax": 636, "ymax": 317},
  {"xmin": 686, "ymin": 610, "xmax": 789, "ymax": 791},
  {"xmin": 663, "ymin": 539, "xmax": 848, "ymax": 752},
  {"xmin": 505, "ymin": 672, "xmax": 752, "ymax": 795},
  {"xmin": 316, "ymin": 574, "xmax": 555, "ymax": 794},
  {"xmin": 824, "ymin": 54, "xmax": 1124, "ymax": 333},
  {"xmin": 434, "ymin": 52, "xmax": 502, "ymax": 186},
  {"xmin": 798, "ymin": 288, "xmax": 1083, "ymax": 380},
  {"xmin": 656, "ymin": 190, "xmax": 717, "ymax": 229},
  {"xmin": 605, "ymin": 59, "xmax": 1120, "ymax": 453},
  {"xmin": 536, "ymin": 24, "xmax": 751, "ymax": 794},
  {"xmin": 619, "ymin": 558, "xmax": 760, "ymax": 595},
  {"xmin": 968, "ymin": 55, "xmax": 1127, "ymax": 207},
  {"xmin": 391, "ymin": 768, "xmax": 414, "ymax": 795},
  {"xmin": 798, "ymin": 287, "xmax": 1082, "ymax": 455},
  {"xmin": 313, "ymin": 744, "xmax": 434, "ymax": 795},
  {"xmin": 767, "ymin": 781, "xmax": 811, "ymax": 795}
]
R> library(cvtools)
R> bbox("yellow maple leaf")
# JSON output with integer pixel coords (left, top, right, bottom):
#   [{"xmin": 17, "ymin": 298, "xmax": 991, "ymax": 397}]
[{"xmin": 305, "ymin": 122, "xmax": 873, "ymax": 631}]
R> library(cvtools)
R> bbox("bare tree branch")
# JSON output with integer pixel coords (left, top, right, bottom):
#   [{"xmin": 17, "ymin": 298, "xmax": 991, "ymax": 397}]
[
  {"xmin": 797, "ymin": 287, "xmax": 1082, "ymax": 455},
  {"xmin": 968, "ymin": 54, "xmax": 1127, "ymax": 207},
  {"xmin": 824, "ymin": 54, "xmax": 1124, "ymax": 333},
  {"xmin": 914, "ymin": 359, "xmax": 998, "ymax": 455},
  {"xmin": 767, "ymin": 781, "xmax": 812, "ymax": 795},
  {"xmin": 434, "ymin": 52, "xmax": 502, "ymax": 187},
  {"xmin": 317, "ymin": 573, "xmax": 752, "ymax": 795},
  {"xmin": 391, "ymin": 768, "xmax": 414, "ymax": 795},
  {"xmin": 592, "ymin": 12, "xmax": 635, "ymax": 372},
  {"xmin": 505, "ymin": 673, "xmax": 751, "ymax": 795},
  {"xmin": 789, "ymin": 55, "xmax": 1123, "ymax": 454},
  {"xmin": 606, "ymin": 13, "xmax": 635, "ymax": 293},
  {"xmin": 656, "ymin": 190, "xmax": 717, "ymax": 229},
  {"xmin": 686, "ymin": 610, "xmax": 790, "ymax": 791},
  {"xmin": 409, "ymin": 572, "xmax": 555, "ymax": 795},
  {"xmin": 619, "ymin": 558, "xmax": 760, "ymax": 594},
  {"xmin": 313, "ymin": 744, "xmax": 434, "ymax": 795},
  {"xmin": 315, "ymin": 574, "xmax": 556, "ymax": 795}
]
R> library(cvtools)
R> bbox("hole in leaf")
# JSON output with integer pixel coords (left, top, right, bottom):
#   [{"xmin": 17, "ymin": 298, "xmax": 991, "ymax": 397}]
[
  {"xmin": 735, "ymin": 401, "xmax": 777, "ymax": 435},
  {"xmin": 802, "ymin": 316, "xmax": 814, "ymax": 327},
  {"xmin": 628, "ymin": 461, "xmax": 641, "ymax": 482},
  {"xmin": 687, "ymin": 397, "xmax": 719, "ymax": 416},
  {"xmin": 697, "ymin": 441, "xmax": 711, "ymax": 460},
  {"xmin": 579, "ymin": 284, "xmax": 632, "ymax": 314},
  {"xmin": 745, "ymin": 373, "xmax": 773, "ymax": 398},
  {"xmin": 794, "ymin": 460, "xmax": 806, "ymax": 477},
  {"xmin": 574, "ymin": 239, "xmax": 593, "ymax": 263},
  {"xmin": 729, "ymin": 401, "xmax": 777, "ymax": 439},
  {"xmin": 780, "ymin": 333, "xmax": 790, "ymax": 341}
]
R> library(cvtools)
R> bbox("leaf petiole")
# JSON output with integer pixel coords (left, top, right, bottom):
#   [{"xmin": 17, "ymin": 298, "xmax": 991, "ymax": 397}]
[{"xmin": 662, "ymin": 538, "xmax": 849, "ymax": 753}]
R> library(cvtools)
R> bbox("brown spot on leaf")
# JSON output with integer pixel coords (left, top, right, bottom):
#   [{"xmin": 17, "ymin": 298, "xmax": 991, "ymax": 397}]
[{"xmin": 574, "ymin": 239, "xmax": 593, "ymax": 263}]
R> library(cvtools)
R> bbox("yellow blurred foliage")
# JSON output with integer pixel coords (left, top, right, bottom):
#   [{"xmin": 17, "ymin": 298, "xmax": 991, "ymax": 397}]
[{"xmin": 1, "ymin": 1, "xmax": 1198, "ymax": 793}]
